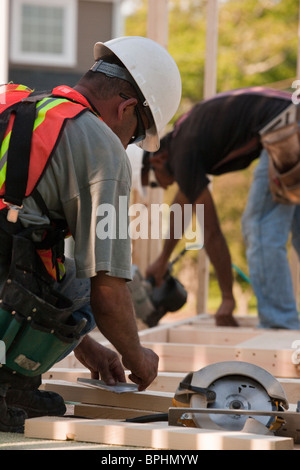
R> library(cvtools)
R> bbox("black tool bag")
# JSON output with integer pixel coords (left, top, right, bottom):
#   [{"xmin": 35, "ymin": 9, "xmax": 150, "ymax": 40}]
[
  {"xmin": 0, "ymin": 232, "xmax": 87, "ymax": 377},
  {"xmin": 259, "ymin": 103, "xmax": 300, "ymax": 205}
]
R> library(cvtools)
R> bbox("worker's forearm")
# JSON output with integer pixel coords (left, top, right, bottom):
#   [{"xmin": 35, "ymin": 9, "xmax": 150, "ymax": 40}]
[
  {"xmin": 90, "ymin": 273, "xmax": 143, "ymax": 365},
  {"xmin": 90, "ymin": 272, "xmax": 159, "ymax": 390},
  {"xmin": 160, "ymin": 236, "xmax": 180, "ymax": 263},
  {"xmin": 204, "ymin": 231, "xmax": 234, "ymax": 299},
  {"xmin": 193, "ymin": 187, "xmax": 234, "ymax": 300},
  {"xmin": 160, "ymin": 189, "xmax": 189, "ymax": 261}
]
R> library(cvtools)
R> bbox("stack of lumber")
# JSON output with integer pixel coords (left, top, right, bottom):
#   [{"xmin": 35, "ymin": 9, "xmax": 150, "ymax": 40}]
[{"xmin": 25, "ymin": 314, "xmax": 300, "ymax": 450}]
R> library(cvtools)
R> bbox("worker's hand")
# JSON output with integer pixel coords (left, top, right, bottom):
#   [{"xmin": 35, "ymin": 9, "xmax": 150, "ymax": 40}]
[
  {"xmin": 215, "ymin": 297, "xmax": 238, "ymax": 327},
  {"xmin": 122, "ymin": 346, "xmax": 159, "ymax": 391},
  {"xmin": 146, "ymin": 257, "xmax": 169, "ymax": 286},
  {"xmin": 74, "ymin": 335, "xmax": 126, "ymax": 385}
]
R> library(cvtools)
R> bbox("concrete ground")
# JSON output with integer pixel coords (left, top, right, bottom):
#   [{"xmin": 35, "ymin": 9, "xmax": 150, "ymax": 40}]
[
  {"xmin": 0, "ymin": 430, "xmax": 145, "ymax": 450},
  {"xmin": 0, "ymin": 401, "xmax": 150, "ymax": 450},
  {"xmin": 0, "ymin": 405, "xmax": 149, "ymax": 450}
]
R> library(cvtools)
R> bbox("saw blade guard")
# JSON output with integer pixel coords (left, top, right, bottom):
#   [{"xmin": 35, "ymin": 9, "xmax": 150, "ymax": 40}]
[{"xmin": 173, "ymin": 361, "xmax": 289, "ymax": 431}]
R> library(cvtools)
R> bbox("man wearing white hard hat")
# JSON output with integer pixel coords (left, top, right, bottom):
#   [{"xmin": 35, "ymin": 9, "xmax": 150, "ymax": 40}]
[{"xmin": 0, "ymin": 36, "xmax": 181, "ymax": 431}]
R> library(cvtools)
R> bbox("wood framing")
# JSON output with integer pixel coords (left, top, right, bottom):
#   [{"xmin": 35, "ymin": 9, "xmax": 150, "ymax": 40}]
[
  {"xmin": 30, "ymin": 314, "xmax": 300, "ymax": 450},
  {"xmin": 55, "ymin": 314, "xmax": 300, "ymax": 378},
  {"xmin": 138, "ymin": 315, "xmax": 300, "ymax": 378}
]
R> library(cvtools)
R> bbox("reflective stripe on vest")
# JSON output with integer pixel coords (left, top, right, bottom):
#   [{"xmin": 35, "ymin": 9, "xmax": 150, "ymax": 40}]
[{"xmin": 0, "ymin": 84, "xmax": 97, "ymax": 210}]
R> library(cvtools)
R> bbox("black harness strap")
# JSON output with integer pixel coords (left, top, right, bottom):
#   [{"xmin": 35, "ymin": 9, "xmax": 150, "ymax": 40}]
[
  {"xmin": 0, "ymin": 109, "xmax": 12, "ymax": 145},
  {"xmin": 4, "ymin": 101, "xmax": 37, "ymax": 207},
  {"xmin": 31, "ymin": 188, "xmax": 51, "ymax": 219}
]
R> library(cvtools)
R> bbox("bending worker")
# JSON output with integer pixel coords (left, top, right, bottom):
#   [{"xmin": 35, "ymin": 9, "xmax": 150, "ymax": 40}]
[
  {"xmin": 141, "ymin": 87, "xmax": 300, "ymax": 330},
  {"xmin": 0, "ymin": 36, "xmax": 181, "ymax": 432}
]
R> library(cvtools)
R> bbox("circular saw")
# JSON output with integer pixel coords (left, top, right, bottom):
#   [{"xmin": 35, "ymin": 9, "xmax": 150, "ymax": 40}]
[
  {"xmin": 172, "ymin": 361, "xmax": 289, "ymax": 433},
  {"xmin": 126, "ymin": 361, "xmax": 300, "ymax": 442}
]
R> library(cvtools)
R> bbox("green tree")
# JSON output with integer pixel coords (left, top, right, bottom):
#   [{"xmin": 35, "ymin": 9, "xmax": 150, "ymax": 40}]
[{"xmin": 126, "ymin": 0, "xmax": 299, "ymax": 105}]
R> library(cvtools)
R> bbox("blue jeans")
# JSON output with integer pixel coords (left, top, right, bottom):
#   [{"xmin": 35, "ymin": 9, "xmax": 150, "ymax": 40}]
[
  {"xmin": 54, "ymin": 257, "xmax": 96, "ymax": 361},
  {"xmin": 242, "ymin": 150, "xmax": 300, "ymax": 329}
]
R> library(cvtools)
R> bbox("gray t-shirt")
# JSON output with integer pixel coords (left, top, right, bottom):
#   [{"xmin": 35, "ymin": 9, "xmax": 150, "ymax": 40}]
[{"xmin": 18, "ymin": 111, "xmax": 133, "ymax": 281}]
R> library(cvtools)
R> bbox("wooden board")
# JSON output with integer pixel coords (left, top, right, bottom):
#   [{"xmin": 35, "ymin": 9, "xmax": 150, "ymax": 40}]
[
  {"xmin": 42, "ymin": 380, "xmax": 173, "ymax": 413},
  {"xmin": 43, "ymin": 369, "xmax": 185, "ymax": 394},
  {"xmin": 138, "ymin": 340, "xmax": 299, "ymax": 376},
  {"xmin": 73, "ymin": 403, "xmax": 162, "ymax": 420},
  {"xmin": 42, "ymin": 369, "xmax": 300, "ymax": 405},
  {"xmin": 25, "ymin": 416, "xmax": 293, "ymax": 450}
]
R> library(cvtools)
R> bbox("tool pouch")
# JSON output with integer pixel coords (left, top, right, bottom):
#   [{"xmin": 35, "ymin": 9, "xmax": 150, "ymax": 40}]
[
  {"xmin": 261, "ymin": 123, "xmax": 300, "ymax": 204},
  {"xmin": 0, "ymin": 233, "xmax": 86, "ymax": 376}
]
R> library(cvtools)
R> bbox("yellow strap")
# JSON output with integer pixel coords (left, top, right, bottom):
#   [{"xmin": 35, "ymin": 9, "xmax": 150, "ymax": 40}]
[
  {"xmin": 0, "ymin": 95, "xmax": 68, "ymax": 193},
  {"xmin": 34, "ymin": 97, "xmax": 68, "ymax": 130}
]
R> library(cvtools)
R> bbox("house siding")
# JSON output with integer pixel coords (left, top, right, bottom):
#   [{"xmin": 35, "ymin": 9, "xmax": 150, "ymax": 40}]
[
  {"xmin": 8, "ymin": 0, "xmax": 122, "ymax": 89},
  {"xmin": 77, "ymin": 1, "xmax": 114, "ymax": 72}
]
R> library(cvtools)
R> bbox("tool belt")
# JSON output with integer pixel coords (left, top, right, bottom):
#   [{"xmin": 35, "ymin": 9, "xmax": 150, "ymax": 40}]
[
  {"xmin": 0, "ymin": 230, "xmax": 87, "ymax": 377},
  {"xmin": 260, "ymin": 105, "xmax": 300, "ymax": 204}
]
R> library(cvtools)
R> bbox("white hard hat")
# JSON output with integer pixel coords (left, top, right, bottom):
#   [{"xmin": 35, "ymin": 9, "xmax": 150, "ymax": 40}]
[{"xmin": 93, "ymin": 36, "xmax": 182, "ymax": 152}]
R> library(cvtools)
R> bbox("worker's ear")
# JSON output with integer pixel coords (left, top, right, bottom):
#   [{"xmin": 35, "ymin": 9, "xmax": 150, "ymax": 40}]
[{"xmin": 117, "ymin": 97, "xmax": 138, "ymax": 121}]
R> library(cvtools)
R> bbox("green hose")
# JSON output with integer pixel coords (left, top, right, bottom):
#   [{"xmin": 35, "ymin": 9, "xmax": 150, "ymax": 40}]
[
  {"xmin": 169, "ymin": 245, "xmax": 252, "ymax": 285},
  {"xmin": 232, "ymin": 263, "xmax": 251, "ymax": 284}
]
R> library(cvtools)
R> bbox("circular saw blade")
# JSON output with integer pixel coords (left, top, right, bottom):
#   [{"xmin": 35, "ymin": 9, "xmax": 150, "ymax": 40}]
[{"xmin": 191, "ymin": 374, "xmax": 276, "ymax": 431}]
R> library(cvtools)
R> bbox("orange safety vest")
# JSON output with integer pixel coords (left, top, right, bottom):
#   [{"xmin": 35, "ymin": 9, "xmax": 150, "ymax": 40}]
[
  {"xmin": 0, "ymin": 83, "xmax": 99, "ymax": 210},
  {"xmin": 0, "ymin": 84, "xmax": 100, "ymax": 281}
]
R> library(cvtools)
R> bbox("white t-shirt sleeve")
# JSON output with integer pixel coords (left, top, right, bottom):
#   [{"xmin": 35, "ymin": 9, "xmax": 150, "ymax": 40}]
[{"xmin": 126, "ymin": 145, "xmax": 146, "ymax": 198}]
